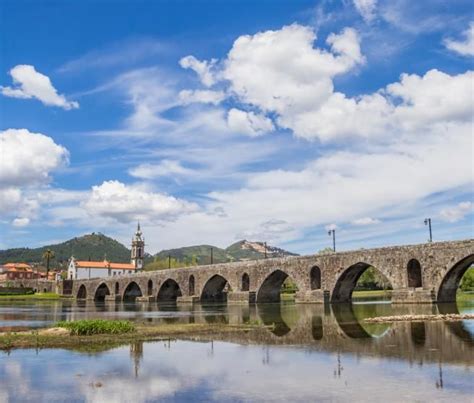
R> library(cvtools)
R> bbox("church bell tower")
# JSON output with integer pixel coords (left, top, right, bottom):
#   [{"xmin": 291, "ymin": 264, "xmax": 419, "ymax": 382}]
[{"xmin": 131, "ymin": 222, "xmax": 145, "ymax": 270}]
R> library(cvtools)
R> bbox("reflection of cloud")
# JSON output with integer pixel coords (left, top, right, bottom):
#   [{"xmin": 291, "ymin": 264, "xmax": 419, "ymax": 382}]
[{"xmin": 1, "ymin": 338, "xmax": 473, "ymax": 402}]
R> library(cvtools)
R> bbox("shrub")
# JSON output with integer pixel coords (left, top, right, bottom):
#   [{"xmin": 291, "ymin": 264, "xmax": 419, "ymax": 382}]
[{"xmin": 56, "ymin": 319, "xmax": 135, "ymax": 335}]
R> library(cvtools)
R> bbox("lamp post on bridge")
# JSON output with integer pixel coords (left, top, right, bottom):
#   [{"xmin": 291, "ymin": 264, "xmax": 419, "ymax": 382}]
[
  {"xmin": 328, "ymin": 229, "xmax": 336, "ymax": 252},
  {"xmin": 210, "ymin": 247, "xmax": 213, "ymax": 265},
  {"xmin": 424, "ymin": 218, "xmax": 433, "ymax": 242}
]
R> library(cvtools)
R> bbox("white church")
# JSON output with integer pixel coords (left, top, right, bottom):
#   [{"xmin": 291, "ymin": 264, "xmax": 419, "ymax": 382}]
[{"xmin": 67, "ymin": 224, "xmax": 145, "ymax": 280}]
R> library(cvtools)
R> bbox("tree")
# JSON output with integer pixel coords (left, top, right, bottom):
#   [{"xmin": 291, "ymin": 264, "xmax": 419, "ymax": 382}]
[{"xmin": 42, "ymin": 249, "xmax": 55, "ymax": 279}]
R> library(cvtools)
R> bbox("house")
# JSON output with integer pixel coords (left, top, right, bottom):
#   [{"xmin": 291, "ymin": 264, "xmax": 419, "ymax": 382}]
[
  {"xmin": 0, "ymin": 263, "xmax": 41, "ymax": 280},
  {"xmin": 67, "ymin": 224, "xmax": 145, "ymax": 280}
]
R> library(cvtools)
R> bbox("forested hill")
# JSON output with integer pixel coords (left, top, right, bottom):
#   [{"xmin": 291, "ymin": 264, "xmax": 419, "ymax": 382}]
[
  {"xmin": 0, "ymin": 233, "xmax": 131, "ymax": 265},
  {"xmin": 152, "ymin": 239, "xmax": 298, "ymax": 268}
]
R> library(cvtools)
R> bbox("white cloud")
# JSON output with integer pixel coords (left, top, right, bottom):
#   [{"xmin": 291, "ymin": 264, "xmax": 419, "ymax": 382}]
[
  {"xmin": 178, "ymin": 89, "xmax": 226, "ymax": 105},
  {"xmin": 439, "ymin": 201, "xmax": 473, "ymax": 223},
  {"xmin": 221, "ymin": 25, "xmax": 364, "ymax": 134},
  {"xmin": 325, "ymin": 224, "xmax": 338, "ymax": 231},
  {"xmin": 353, "ymin": 0, "xmax": 377, "ymax": 22},
  {"xmin": 12, "ymin": 217, "xmax": 30, "ymax": 227},
  {"xmin": 0, "ymin": 129, "xmax": 69, "ymax": 187},
  {"xmin": 82, "ymin": 180, "xmax": 198, "ymax": 223},
  {"xmin": 227, "ymin": 108, "xmax": 274, "ymax": 136},
  {"xmin": 179, "ymin": 55, "xmax": 217, "ymax": 87},
  {"xmin": 1, "ymin": 65, "xmax": 79, "ymax": 109},
  {"xmin": 444, "ymin": 22, "xmax": 474, "ymax": 57},
  {"xmin": 352, "ymin": 217, "xmax": 381, "ymax": 225},
  {"xmin": 129, "ymin": 160, "xmax": 194, "ymax": 179}
]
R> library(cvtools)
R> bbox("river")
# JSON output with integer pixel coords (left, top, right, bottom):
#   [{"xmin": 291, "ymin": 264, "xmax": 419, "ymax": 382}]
[{"xmin": 0, "ymin": 300, "xmax": 473, "ymax": 402}]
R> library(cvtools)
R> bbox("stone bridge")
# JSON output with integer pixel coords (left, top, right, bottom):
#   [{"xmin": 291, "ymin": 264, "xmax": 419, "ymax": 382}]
[{"xmin": 63, "ymin": 239, "xmax": 473, "ymax": 304}]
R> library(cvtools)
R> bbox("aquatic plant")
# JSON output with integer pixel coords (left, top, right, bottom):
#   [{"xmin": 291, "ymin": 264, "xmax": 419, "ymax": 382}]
[{"xmin": 56, "ymin": 319, "xmax": 135, "ymax": 335}]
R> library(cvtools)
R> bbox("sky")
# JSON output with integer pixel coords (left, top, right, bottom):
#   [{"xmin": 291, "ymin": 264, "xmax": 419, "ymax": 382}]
[{"xmin": 0, "ymin": 0, "xmax": 473, "ymax": 255}]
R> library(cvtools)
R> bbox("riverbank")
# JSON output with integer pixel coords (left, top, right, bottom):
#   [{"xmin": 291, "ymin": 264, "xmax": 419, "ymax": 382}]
[
  {"xmin": 0, "ymin": 292, "xmax": 65, "ymax": 301},
  {"xmin": 0, "ymin": 322, "xmax": 261, "ymax": 351}
]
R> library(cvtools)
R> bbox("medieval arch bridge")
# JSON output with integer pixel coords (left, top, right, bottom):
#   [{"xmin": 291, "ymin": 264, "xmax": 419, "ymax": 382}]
[{"xmin": 69, "ymin": 240, "xmax": 473, "ymax": 304}]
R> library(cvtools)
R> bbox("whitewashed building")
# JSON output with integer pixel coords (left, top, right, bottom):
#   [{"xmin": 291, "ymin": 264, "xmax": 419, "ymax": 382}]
[{"xmin": 67, "ymin": 224, "xmax": 145, "ymax": 280}]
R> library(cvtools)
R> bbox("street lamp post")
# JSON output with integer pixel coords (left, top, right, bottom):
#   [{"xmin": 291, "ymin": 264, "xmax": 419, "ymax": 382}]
[
  {"xmin": 264, "ymin": 242, "xmax": 267, "ymax": 259},
  {"xmin": 210, "ymin": 247, "xmax": 213, "ymax": 264},
  {"xmin": 328, "ymin": 229, "xmax": 336, "ymax": 252},
  {"xmin": 424, "ymin": 218, "xmax": 433, "ymax": 242}
]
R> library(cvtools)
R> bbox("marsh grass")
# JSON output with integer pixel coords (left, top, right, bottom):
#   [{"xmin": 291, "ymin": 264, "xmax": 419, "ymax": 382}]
[{"xmin": 56, "ymin": 319, "xmax": 135, "ymax": 335}]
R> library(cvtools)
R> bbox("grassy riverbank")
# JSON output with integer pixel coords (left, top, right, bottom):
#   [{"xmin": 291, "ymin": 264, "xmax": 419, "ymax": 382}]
[
  {"xmin": 0, "ymin": 292, "xmax": 64, "ymax": 301},
  {"xmin": 352, "ymin": 290, "xmax": 392, "ymax": 299},
  {"xmin": 0, "ymin": 321, "xmax": 261, "ymax": 351}
]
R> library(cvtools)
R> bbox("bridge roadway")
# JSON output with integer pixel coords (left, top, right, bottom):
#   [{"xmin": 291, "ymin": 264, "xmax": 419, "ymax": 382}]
[{"xmin": 58, "ymin": 239, "xmax": 473, "ymax": 304}]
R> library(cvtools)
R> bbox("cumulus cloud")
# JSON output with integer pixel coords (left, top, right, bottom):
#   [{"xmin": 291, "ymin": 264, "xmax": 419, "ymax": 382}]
[
  {"xmin": 353, "ymin": 0, "xmax": 377, "ymax": 22},
  {"xmin": 12, "ymin": 217, "xmax": 30, "ymax": 227},
  {"xmin": 439, "ymin": 201, "xmax": 473, "ymax": 223},
  {"xmin": 1, "ymin": 65, "xmax": 79, "ymax": 109},
  {"xmin": 444, "ymin": 22, "xmax": 474, "ymax": 56},
  {"xmin": 227, "ymin": 109, "xmax": 274, "ymax": 136},
  {"xmin": 179, "ymin": 55, "xmax": 217, "ymax": 87},
  {"xmin": 129, "ymin": 160, "xmax": 194, "ymax": 179},
  {"xmin": 82, "ymin": 180, "xmax": 198, "ymax": 223},
  {"xmin": 0, "ymin": 129, "xmax": 69, "ymax": 187},
  {"xmin": 351, "ymin": 217, "xmax": 381, "ymax": 225},
  {"xmin": 178, "ymin": 89, "xmax": 226, "ymax": 105}
]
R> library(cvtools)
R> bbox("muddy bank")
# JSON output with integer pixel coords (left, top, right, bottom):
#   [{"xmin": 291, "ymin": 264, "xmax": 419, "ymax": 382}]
[
  {"xmin": 364, "ymin": 313, "xmax": 474, "ymax": 323},
  {"xmin": 0, "ymin": 323, "xmax": 261, "ymax": 352}
]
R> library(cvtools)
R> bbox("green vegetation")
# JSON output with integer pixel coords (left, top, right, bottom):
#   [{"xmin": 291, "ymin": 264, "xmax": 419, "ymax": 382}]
[
  {"xmin": 459, "ymin": 267, "xmax": 474, "ymax": 292},
  {"xmin": 146, "ymin": 240, "xmax": 297, "ymax": 270},
  {"xmin": 0, "ymin": 322, "xmax": 261, "ymax": 351},
  {"xmin": 355, "ymin": 267, "xmax": 392, "ymax": 291},
  {"xmin": 56, "ymin": 319, "xmax": 135, "ymax": 335},
  {"xmin": 0, "ymin": 292, "xmax": 62, "ymax": 300},
  {"xmin": 352, "ymin": 290, "xmax": 392, "ymax": 299},
  {"xmin": 456, "ymin": 291, "xmax": 474, "ymax": 303},
  {"xmin": 0, "ymin": 233, "xmax": 134, "ymax": 266}
]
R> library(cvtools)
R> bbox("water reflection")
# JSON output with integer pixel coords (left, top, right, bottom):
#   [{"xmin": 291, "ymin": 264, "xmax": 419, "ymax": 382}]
[{"xmin": 0, "ymin": 299, "xmax": 473, "ymax": 364}]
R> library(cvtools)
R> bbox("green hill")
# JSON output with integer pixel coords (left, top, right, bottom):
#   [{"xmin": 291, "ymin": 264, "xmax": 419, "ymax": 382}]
[
  {"xmin": 150, "ymin": 239, "xmax": 298, "ymax": 269},
  {"xmin": 0, "ymin": 233, "xmax": 132, "ymax": 267}
]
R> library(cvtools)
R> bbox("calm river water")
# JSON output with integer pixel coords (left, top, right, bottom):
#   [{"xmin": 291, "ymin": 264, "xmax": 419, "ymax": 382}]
[{"xmin": 0, "ymin": 300, "xmax": 473, "ymax": 402}]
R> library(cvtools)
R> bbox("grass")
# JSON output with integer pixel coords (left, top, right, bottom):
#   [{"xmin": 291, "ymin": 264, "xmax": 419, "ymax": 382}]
[
  {"xmin": 0, "ymin": 292, "xmax": 62, "ymax": 300},
  {"xmin": 56, "ymin": 319, "xmax": 135, "ymax": 335},
  {"xmin": 0, "ymin": 322, "xmax": 261, "ymax": 351},
  {"xmin": 456, "ymin": 291, "xmax": 474, "ymax": 303},
  {"xmin": 352, "ymin": 290, "xmax": 392, "ymax": 299}
]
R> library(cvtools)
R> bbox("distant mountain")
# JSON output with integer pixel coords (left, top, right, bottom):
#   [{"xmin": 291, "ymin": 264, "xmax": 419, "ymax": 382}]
[
  {"xmin": 225, "ymin": 240, "xmax": 298, "ymax": 260},
  {"xmin": 0, "ymin": 233, "xmax": 132, "ymax": 266},
  {"xmin": 0, "ymin": 234, "xmax": 297, "ymax": 269},
  {"xmin": 154, "ymin": 239, "xmax": 298, "ymax": 266}
]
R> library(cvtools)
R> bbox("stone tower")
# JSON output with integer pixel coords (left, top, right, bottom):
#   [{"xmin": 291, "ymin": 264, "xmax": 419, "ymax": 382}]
[{"xmin": 131, "ymin": 222, "xmax": 145, "ymax": 270}]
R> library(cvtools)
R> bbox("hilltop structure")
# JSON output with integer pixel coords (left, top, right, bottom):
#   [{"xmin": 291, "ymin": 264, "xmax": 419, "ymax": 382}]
[{"xmin": 67, "ymin": 224, "xmax": 145, "ymax": 280}]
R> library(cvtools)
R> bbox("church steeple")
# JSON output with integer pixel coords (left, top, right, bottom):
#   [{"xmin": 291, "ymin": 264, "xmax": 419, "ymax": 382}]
[{"xmin": 131, "ymin": 222, "xmax": 145, "ymax": 270}]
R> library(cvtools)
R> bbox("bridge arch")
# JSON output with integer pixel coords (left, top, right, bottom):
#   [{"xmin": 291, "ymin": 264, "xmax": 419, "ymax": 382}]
[
  {"xmin": 201, "ymin": 274, "xmax": 231, "ymax": 303},
  {"xmin": 257, "ymin": 269, "xmax": 294, "ymax": 303},
  {"xmin": 310, "ymin": 266, "xmax": 321, "ymax": 290},
  {"xmin": 407, "ymin": 259, "xmax": 423, "ymax": 288},
  {"xmin": 437, "ymin": 254, "xmax": 474, "ymax": 302},
  {"xmin": 157, "ymin": 279, "xmax": 182, "ymax": 302},
  {"xmin": 241, "ymin": 273, "xmax": 250, "ymax": 291},
  {"xmin": 77, "ymin": 284, "xmax": 87, "ymax": 299},
  {"xmin": 123, "ymin": 281, "xmax": 143, "ymax": 302},
  {"xmin": 331, "ymin": 262, "xmax": 393, "ymax": 303},
  {"xmin": 94, "ymin": 283, "xmax": 110, "ymax": 301}
]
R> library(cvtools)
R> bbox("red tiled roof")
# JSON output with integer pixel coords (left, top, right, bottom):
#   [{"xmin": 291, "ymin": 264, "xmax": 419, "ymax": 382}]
[{"xmin": 75, "ymin": 260, "xmax": 135, "ymax": 270}]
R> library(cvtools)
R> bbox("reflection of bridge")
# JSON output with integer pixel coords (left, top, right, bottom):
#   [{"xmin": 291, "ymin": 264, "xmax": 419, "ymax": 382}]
[
  {"xmin": 56, "ymin": 300, "xmax": 473, "ymax": 365},
  {"xmin": 64, "ymin": 240, "xmax": 473, "ymax": 304}
]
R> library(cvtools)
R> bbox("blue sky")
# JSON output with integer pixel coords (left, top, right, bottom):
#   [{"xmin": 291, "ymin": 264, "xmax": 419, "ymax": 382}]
[{"xmin": 0, "ymin": 0, "xmax": 473, "ymax": 254}]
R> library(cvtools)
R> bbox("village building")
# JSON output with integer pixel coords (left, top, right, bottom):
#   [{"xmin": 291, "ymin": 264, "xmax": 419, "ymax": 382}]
[
  {"xmin": 67, "ymin": 224, "xmax": 145, "ymax": 280},
  {"xmin": 0, "ymin": 263, "xmax": 41, "ymax": 281}
]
